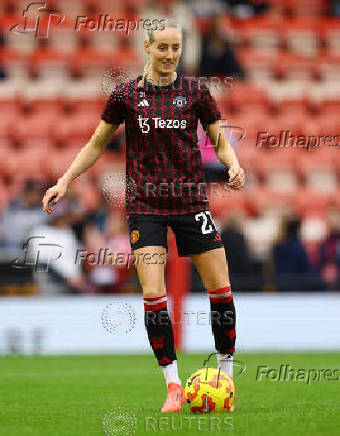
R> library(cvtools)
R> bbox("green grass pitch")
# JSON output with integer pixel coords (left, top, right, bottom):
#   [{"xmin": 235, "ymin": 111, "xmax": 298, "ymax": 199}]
[{"xmin": 1, "ymin": 353, "xmax": 339, "ymax": 436}]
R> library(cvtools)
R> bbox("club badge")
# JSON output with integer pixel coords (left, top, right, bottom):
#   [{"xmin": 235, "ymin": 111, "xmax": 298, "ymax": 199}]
[
  {"xmin": 173, "ymin": 95, "xmax": 187, "ymax": 108},
  {"xmin": 130, "ymin": 230, "xmax": 140, "ymax": 244}
]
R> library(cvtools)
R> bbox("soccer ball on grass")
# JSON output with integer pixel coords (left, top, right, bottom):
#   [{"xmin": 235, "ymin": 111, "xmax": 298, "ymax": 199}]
[{"xmin": 184, "ymin": 367, "xmax": 234, "ymax": 413}]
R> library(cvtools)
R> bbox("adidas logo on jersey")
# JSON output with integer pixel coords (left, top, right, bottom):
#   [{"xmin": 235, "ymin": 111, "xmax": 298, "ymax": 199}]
[{"xmin": 138, "ymin": 99, "xmax": 149, "ymax": 107}]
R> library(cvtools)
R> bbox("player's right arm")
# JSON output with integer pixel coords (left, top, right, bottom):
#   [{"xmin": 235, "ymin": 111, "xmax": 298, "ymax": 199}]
[{"xmin": 42, "ymin": 120, "xmax": 119, "ymax": 214}]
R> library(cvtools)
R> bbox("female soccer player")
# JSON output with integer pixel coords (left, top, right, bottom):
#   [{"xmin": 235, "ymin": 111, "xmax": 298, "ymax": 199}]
[{"xmin": 42, "ymin": 19, "xmax": 245, "ymax": 413}]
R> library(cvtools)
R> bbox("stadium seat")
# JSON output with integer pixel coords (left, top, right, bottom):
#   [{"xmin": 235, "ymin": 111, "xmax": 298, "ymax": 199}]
[
  {"xmin": 320, "ymin": 18, "xmax": 340, "ymax": 56},
  {"xmin": 228, "ymin": 81, "xmax": 269, "ymax": 114},
  {"xmin": 43, "ymin": 148, "xmax": 79, "ymax": 179},
  {"xmin": 256, "ymin": 149, "xmax": 298, "ymax": 193},
  {"xmin": 28, "ymin": 48, "xmax": 69, "ymax": 79},
  {"xmin": 245, "ymin": 186, "xmax": 295, "ymax": 218},
  {"xmin": 10, "ymin": 113, "xmax": 55, "ymax": 142},
  {"xmin": 0, "ymin": 147, "xmax": 49, "ymax": 179},
  {"xmin": 209, "ymin": 185, "xmax": 247, "ymax": 218},
  {"xmin": 281, "ymin": 20, "xmax": 319, "ymax": 58},
  {"xmin": 235, "ymin": 16, "xmax": 281, "ymax": 53},
  {"xmin": 274, "ymin": 52, "xmax": 316, "ymax": 81},
  {"xmin": 297, "ymin": 151, "xmax": 337, "ymax": 194},
  {"xmin": 318, "ymin": 54, "xmax": 340, "ymax": 82},
  {"xmin": 52, "ymin": 112, "xmax": 99, "ymax": 143},
  {"xmin": 237, "ymin": 49, "xmax": 275, "ymax": 82},
  {"xmin": 293, "ymin": 188, "xmax": 333, "ymax": 218}
]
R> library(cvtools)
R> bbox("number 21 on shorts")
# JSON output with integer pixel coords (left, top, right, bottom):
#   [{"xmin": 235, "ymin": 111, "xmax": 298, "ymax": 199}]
[{"xmin": 195, "ymin": 211, "xmax": 216, "ymax": 234}]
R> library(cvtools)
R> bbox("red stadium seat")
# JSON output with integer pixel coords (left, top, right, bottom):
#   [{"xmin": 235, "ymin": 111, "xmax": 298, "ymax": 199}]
[
  {"xmin": 227, "ymin": 81, "xmax": 269, "ymax": 114},
  {"xmin": 245, "ymin": 186, "xmax": 295, "ymax": 216},
  {"xmin": 235, "ymin": 16, "xmax": 281, "ymax": 50},
  {"xmin": 317, "ymin": 54, "xmax": 340, "ymax": 81},
  {"xmin": 209, "ymin": 185, "xmax": 247, "ymax": 218},
  {"xmin": 305, "ymin": 113, "xmax": 339, "ymax": 137},
  {"xmin": 256, "ymin": 148, "xmax": 298, "ymax": 192},
  {"xmin": 296, "ymin": 150, "xmax": 337, "ymax": 194},
  {"xmin": 70, "ymin": 48, "xmax": 112, "ymax": 78},
  {"xmin": 0, "ymin": 147, "xmax": 49, "ymax": 179},
  {"xmin": 9, "ymin": 113, "xmax": 55, "ymax": 142},
  {"xmin": 53, "ymin": 112, "xmax": 99, "ymax": 143},
  {"xmin": 23, "ymin": 98, "xmax": 63, "ymax": 116},
  {"xmin": 237, "ymin": 49, "xmax": 276, "ymax": 81},
  {"xmin": 281, "ymin": 0, "xmax": 325, "ymax": 17},
  {"xmin": 293, "ymin": 188, "xmax": 333, "ymax": 218},
  {"xmin": 319, "ymin": 18, "xmax": 340, "ymax": 56},
  {"xmin": 28, "ymin": 48, "xmax": 69, "ymax": 79},
  {"xmin": 281, "ymin": 19, "xmax": 319, "ymax": 57},
  {"xmin": 43, "ymin": 149, "xmax": 79, "ymax": 179},
  {"xmin": 274, "ymin": 52, "xmax": 316, "ymax": 80},
  {"xmin": 63, "ymin": 96, "xmax": 106, "ymax": 117},
  {"xmin": 0, "ymin": 108, "xmax": 20, "ymax": 140}
]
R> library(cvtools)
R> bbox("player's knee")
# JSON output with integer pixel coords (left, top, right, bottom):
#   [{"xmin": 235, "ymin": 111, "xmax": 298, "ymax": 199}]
[
  {"xmin": 205, "ymin": 280, "xmax": 230, "ymax": 291},
  {"xmin": 143, "ymin": 289, "xmax": 167, "ymax": 298}
]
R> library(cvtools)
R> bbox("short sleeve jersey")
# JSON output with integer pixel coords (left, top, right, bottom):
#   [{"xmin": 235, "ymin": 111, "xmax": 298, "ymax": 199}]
[{"xmin": 101, "ymin": 74, "xmax": 221, "ymax": 216}]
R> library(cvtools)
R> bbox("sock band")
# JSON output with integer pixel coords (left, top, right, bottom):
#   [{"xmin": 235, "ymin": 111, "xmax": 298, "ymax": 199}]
[
  {"xmin": 144, "ymin": 294, "xmax": 167, "ymax": 311},
  {"xmin": 144, "ymin": 294, "xmax": 177, "ymax": 366},
  {"xmin": 209, "ymin": 285, "xmax": 236, "ymax": 355},
  {"xmin": 208, "ymin": 286, "xmax": 232, "ymax": 303}
]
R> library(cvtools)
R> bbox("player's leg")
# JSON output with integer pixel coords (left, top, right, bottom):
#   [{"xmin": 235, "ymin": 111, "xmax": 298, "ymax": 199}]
[
  {"xmin": 133, "ymin": 244, "xmax": 176, "ymax": 369},
  {"xmin": 191, "ymin": 247, "xmax": 236, "ymax": 379},
  {"xmin": 171, "ymin": 212, "xmax": 236, "ymax": 381},
  {"xmin": 133, "ymin": 245, "xmax": 185, "ymax": 412}
]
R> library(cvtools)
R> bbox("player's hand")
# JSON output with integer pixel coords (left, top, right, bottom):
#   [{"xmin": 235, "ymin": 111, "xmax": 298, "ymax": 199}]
[
  {"xmin": 42, "ymin": 181, "xmax": 68, "ymax": 214},
  {"xmin": 228, "ymin": 166, "xmax": 245, "ymax": 190}
]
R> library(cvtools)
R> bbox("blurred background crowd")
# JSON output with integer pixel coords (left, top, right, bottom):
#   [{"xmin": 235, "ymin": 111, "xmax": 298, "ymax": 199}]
[{"xmin": 0, "ymin": 0, "xmax": 339, "ymax": 295}]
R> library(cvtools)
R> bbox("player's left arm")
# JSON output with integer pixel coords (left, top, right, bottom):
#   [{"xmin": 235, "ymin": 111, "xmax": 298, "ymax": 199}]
[{"xmin": 206, "ymin": 121, "xmax": 245, "ymax": 189}]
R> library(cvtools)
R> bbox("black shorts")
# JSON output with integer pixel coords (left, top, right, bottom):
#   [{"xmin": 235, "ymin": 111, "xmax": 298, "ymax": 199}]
[{"xmin": 128, "ymin": 211, "xmax": 224, "ymax": 257}]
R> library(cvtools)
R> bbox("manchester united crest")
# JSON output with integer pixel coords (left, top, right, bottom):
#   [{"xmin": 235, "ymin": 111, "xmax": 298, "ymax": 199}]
[
  {"xmin": 173, "ymin": 95, "xmax": 187, "ymax": 108},
  {"xmin": 130, "ymin": 230, "xmax": 140, "ymax": 244}
]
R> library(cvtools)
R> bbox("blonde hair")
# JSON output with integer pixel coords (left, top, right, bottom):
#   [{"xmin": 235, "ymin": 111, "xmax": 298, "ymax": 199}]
[{"xmin": 137, "ymin": 18, "xmax": 182, "ymax": 89}]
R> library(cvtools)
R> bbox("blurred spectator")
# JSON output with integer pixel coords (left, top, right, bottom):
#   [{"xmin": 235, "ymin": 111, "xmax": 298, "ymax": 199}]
[
  {"xmin": 273, "ymin": 217, "xmax": 324, "ymax": 292},
  {"xmin": 0, "ymin": 32, "xmax": 7, "ymax": 79},
  {"xmin": 0, "ymin": 179, "xmax": 48, "ymax": 258},
  {"xmin": 331, "ymin": 0, "xmax": 340, "ymax": 16},
  {"xmin": 319, "ymin": 209, "xmax": 340, "ymax": 291},
  {"xmin": 84, "ymin": 211, "xmax": 133, "ymax": 293},
  {"xmin": 190, "ymin": 0, "xmax": 226, "ymax": 17},
  {"xmin": 220, "ymin": 213, "xmax": 256, "ymax": 291},
  {"xmin": 199, "ymin": 15, "xmax": 245, "ymax": 78},
  {"xmin": 27, "ymin": 197, "xmax": 89, "ymax": 295}
]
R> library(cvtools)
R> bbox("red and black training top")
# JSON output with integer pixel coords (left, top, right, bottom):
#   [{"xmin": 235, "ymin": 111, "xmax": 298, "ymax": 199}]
[{"xmin": 101, "ymin": 74, "xmax": 221, "ymax": 217}]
